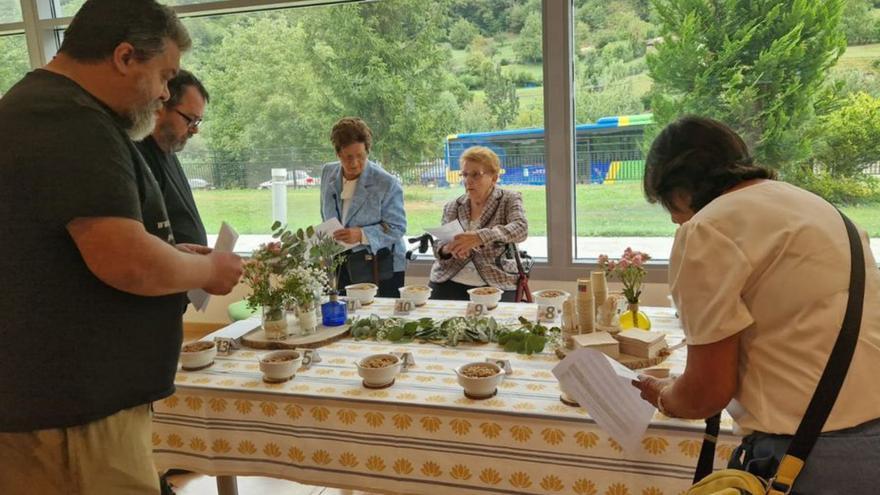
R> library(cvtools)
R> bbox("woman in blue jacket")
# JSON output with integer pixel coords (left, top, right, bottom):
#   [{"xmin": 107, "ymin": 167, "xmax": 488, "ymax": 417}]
[{"xmin": 320, "ymin": 117, "xmax": 407, "ymax": 297}]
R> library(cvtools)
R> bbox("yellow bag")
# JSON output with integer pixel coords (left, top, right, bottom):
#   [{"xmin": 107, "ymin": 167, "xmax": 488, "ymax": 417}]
[{"xmin": 685, "ymin": 453, "xmax": 804, "ymax": 495}]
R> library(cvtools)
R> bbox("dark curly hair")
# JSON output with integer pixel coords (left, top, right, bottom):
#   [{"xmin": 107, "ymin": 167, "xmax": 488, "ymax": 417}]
[
  {"xmin": 644, "ymin": 116, "xmax": 776, "ymax": 213},
  {"xmin": 330, "ymin": 117, "xmax": 372, "ymax": 153}
]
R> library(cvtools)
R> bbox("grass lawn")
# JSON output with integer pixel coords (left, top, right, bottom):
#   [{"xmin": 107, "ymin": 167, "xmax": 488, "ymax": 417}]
[
  {"xmin": 835, "ymin": 43, "xmax": 880, "ymax": 72},
  {"xmin": 195, "ymin": 183, "xmax": 880, "ymax": 239}
]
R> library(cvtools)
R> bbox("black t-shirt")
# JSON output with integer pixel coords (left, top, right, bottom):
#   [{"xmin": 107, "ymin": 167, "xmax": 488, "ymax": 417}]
[
  {"xmin": 135, "ymin": 136, "xmax": 208, "ymax": 246},
  {"xmin": 0, "ymin": 70, "xmax": 184, "ymax": 432}
]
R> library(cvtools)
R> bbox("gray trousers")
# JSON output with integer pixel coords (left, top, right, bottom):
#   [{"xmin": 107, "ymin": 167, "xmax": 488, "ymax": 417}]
[{"xmin": 728, "ymin": 417, "xmax": 880, "ymax": 494}]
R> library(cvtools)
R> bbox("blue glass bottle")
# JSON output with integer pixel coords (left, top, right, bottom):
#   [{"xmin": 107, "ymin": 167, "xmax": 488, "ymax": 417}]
[{"xmin": 321, "ymin": 292, "xmax": 347, "ymax": 327}]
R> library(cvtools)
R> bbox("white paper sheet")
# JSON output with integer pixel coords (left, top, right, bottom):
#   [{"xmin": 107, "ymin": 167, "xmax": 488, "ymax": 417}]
[
  {"xmin": 552, "ymin": 348, "xmax": 655, "ymax": 453},
  {"xmin": 188, "ymin": 221, "xmax": 240, "ymax": 312},
  {"xmin": 314, "ymin": 217, "xmax": 357, "ymax": 250},
  {"xmin": 200, "ymin": 316, "xmax": 261, "ymax": 342},
  {"xmin": 425, "ymin": 220, "xmax": 464, "ymax": 243}
]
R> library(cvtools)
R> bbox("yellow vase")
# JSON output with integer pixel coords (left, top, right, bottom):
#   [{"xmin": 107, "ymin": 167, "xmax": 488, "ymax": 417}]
[{"xmin": 619, "ymin": 303, "xmax": 651, "ymax": 330}]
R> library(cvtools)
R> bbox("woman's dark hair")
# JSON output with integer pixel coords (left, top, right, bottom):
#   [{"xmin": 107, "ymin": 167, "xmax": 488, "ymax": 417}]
[
  {"xmin": 59, "ymin": 0, "xmax": 191, "ymax": 62},
  {"xmin": 643, "ymin": 115, "xmax": 776, "ymax": 213},
  {"xmin": 330, "ymin": 117, "xmax": 372, "ymax": 153}
]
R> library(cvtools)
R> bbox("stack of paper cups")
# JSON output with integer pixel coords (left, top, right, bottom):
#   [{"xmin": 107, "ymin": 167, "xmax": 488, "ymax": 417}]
[
  {"xmin": 576, "ymin": 278, "xmax": 594, "ymax": 333},
  {"xmin": 591, "ymin": 271, "xmax": 608, "ymax": 320}
]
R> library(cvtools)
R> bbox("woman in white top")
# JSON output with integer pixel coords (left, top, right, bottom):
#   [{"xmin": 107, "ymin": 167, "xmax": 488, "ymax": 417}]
[{"xmin": 632, "ymin": 116, "xmax": 880, "ymax": 493}]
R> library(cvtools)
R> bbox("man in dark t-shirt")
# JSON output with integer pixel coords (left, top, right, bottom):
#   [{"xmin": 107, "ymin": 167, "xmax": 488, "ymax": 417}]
[
  {"xmin": 0, "ymin": 2, "xmax": 243, "ymax": 494},
  {"xmin": 135, "ymin": 69, "xmax": 209, "ymax": 248}
]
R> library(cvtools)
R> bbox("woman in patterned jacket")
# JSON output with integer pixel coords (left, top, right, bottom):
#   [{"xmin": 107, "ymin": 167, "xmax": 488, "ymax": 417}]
[{"xmin": 429, "ymin": 146, "xmax": 528, "ymax": 301}]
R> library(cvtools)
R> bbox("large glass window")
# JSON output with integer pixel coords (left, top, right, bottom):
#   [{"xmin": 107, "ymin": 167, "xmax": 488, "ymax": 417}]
[
  {"xmin": 0, "ymin": 34, "xmax": 29, "ymax": 95},
  {"xmin": 573, "ymin": 0, "xmax": 880, "ymax": 261},
  {"xmin": 0, "ymin": 0, "xmax": 21, "ymax": 23},
  {"xmin": 58, "ymin": 0, "xmax": 221, "ymax": 17},
  {"xmin": 174, "ymin": 0, "xmax": 547, "ymax": 257}
]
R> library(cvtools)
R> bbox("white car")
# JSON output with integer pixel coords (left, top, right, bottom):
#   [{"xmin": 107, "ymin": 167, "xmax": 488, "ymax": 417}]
[
  {"xmin": 187, "ymin": 178, "xmax": 212, "ymax": 189},
  {"xmin": 258, "ymin": 170, "xmax": 320, "ymax": 189}
]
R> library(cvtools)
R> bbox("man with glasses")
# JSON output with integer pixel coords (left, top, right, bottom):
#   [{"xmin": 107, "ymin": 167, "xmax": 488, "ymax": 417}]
[{"xmin": 136, "ymin": 69, "xmax": 209, "ymax": 247}]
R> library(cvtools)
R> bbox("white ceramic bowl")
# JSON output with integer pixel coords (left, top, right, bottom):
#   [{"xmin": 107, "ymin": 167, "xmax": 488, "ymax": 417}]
[
  {"xmin": 467, "ymin": 286, "xmax": 503, "ymax": 310},
  {"xmin": 455, "ymin": 361, "xmax": 505, "ymax": 398},
  {"xmin": 356, "ymin": 354, "xmax": 402, "ymax": 387},
  {"xmin": 345, "ymin": 283, "xmax": 379, "ymax": 305},
  {"xmin": 259, "ymin": 350, "xmax": 303, "ymax": 381},
  {"xmin": 533, "ymin": 289, "xmax": 570, "ymax": 311},
  {"xmin": 399, "ymin": 285, "xmax": 432, "ymax": 306},
  {"xmin": 180, "ymin": 341, "xmax": 217, "ymax": 370}
]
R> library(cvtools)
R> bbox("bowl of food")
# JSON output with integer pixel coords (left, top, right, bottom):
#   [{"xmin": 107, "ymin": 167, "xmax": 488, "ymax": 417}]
[
  {"xmin": 180, "ymin": 340, "xmax": 217, "ymax": 371},
  {"xmin": 399, "ymin": 285, "xmax": 432, "ymax": 307},
  {"xmin": 533, "ymin": 289, "xmax": 570, "ymax": 312},
  {"xmin": 356, "ymin": 354, "xmax": 402, "ymax": 388},
  {"xmin": 454, "ymin": 361, "xmax": 505, "ymax": 399},
  {"xmin": 467, "ymin": 286, "xmax": 503, "ymax": 310},
  {"xmin": 259, "ymin": 350, "xmax": 303, "ymax": 382},
  {"xmin": 345, "ymin": 283, "xmax": 379, "ymax": 305}
]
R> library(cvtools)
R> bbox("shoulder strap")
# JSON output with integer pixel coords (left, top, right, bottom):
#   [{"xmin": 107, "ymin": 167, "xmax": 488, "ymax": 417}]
[
  {"xmin": 769, "ymin": 211, "xmax": 865, "ymax": 493},
  {"xmin": 694, "ymin": 211, "xmax": 865, "ymax": 488}
]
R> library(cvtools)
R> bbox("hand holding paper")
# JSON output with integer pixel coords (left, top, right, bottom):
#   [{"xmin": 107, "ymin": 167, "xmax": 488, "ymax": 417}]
[
  {"xmin": 188, "ymin": 221, "xmax": 239, "ymax": 311},
  {"xmin": 425, "ymin": 220, "xmax": 464, "ymax": 243},
  {"xmin": 314, "ymin": 217, "xmax": 357, "ymax": 250},
  {"xmin": 553, "ymin": 348, "xmax": 655, "ymax": 453}
]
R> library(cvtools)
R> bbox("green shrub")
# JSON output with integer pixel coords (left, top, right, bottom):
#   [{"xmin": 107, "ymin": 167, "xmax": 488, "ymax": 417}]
[{"xmin": 784, "ymin": 167, "xmax": 880, "ymax": 204}]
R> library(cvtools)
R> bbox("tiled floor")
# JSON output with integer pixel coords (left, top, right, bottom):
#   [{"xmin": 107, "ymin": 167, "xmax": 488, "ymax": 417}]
[{"xmin": 166, "ymin": 472, "xmax": 380, "ymax": 495}]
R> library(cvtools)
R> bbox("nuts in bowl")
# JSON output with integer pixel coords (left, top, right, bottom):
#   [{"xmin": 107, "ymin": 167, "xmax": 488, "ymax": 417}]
[
  {"xmin": 259, "ymin": 350, "xmax": 303, "ymax": 382},
  {"xmin": 533, "ymin": 289, "xmax": 570, "ymax": 311},
  {"xmin": 454, "ymin": 361, "xmax": 505, "ymax": 399},
  {"xmin": 356, "ymin": 353, "xmax": 402, "ymax": 387},
  {"xmin": 345, "ymin": 283, "xmax": 378, "ymax": 305},
  {"xmin": 180, "ymin": 340, "xmax": 217, "ymax": 371},
  {"xmin": 399, "ymin": 285, "xmax": 432, "ymax": 306},
  {"xmin": 467, "ymin": 286, "xmax": 503, "ymax": 310}
]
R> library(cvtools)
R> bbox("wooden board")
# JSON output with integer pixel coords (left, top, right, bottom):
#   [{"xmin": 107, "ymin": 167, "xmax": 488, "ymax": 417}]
[{"xmin": 241, "ymin": 322, "xmax": 351, "ymax": 350}]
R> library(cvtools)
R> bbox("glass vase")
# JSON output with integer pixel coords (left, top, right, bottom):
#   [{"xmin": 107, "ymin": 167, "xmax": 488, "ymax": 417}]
[
  {"xmin": 298, "ymin": 304, "xmax": 318, "ymax": 335},
  {"xmin": 618, "ymin": 302, "xmax": 651, "ymax": 330},
  {"xmin": 321, "ymin": 292, "xmax": 348, "ymax": 327},
  {"xmin": 262, "ymin": 304, "xmax": 288, "ymax": 340}
]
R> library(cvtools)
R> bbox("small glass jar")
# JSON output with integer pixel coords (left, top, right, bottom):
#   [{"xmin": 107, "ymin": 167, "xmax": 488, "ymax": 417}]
[
  {"xmin": 321, "ymin": 292, "xmax": 348, "ymax": 327},
  {"xmin": 262, "ymin": 304, "xmax": 288, "ymax": 340}
]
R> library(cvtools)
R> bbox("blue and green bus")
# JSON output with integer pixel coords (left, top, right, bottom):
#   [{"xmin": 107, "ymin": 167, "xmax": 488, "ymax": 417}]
[{"xmin": 442, "ymin": 114, "xmax": 652, "ymax": 186}]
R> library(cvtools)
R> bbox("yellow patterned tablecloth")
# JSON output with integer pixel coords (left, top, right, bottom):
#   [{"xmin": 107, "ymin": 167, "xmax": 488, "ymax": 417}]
[{"xmin": 153, "ymin": 303, "xmax": 739, "ymax": 495}]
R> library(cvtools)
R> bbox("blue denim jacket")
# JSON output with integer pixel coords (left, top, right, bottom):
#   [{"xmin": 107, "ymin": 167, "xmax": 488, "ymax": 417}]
[{"xmin": 320, "ymin": 161, "xmax": 407, "ymax": 272}]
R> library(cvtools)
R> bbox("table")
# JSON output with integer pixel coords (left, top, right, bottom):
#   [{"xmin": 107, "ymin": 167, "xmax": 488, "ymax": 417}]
[{"xmin": 153, "ymin": 301, "xmax": 739, "ymax": 495}]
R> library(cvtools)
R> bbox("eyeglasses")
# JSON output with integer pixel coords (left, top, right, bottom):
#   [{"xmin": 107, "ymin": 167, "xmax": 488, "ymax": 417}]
[
  {"xmin": 174, "ymin": 109, "xmax": 202, "ymax": 130},
  {"xmin": 460, "ymin": 171, "xmax": 488, "ymax": 180}
]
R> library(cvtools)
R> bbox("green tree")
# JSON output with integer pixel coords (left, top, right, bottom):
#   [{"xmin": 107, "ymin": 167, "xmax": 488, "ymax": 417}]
[
  {"xmin": 449, "ymin": 18, "xmax": 479, "ymax": 49},
  {"xmin": 842, "ymin": 0, "xmax": 879, "ymax": 44},
  {"xmin": 810, "ymin": 92, "xmax": 880, "ymax": 178},
  {"xmin": 513, "ymin": 11, "xmax": 542, "ymax": 63},
  {"xmin": 648, "ymin": 0, "xmax": 847, "ymax": 167},
  {"xmin": 482, "ymin": 63, "xmax": 519, "ymax": 128},
  {"xmin": 0, "ymin": 35, "xmax": 30, "ymax": 95}
]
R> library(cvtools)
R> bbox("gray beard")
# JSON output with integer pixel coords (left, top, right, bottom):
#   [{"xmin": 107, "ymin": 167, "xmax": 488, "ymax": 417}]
[{"xmin": 126, "ymin": 101, "xmax": 160, "ymax": 141}]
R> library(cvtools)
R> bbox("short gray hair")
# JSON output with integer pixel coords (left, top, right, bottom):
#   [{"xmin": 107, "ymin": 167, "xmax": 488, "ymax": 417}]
[{"xmin": 60, "ymin": 0, "xmax": 191, "ymax": 62}]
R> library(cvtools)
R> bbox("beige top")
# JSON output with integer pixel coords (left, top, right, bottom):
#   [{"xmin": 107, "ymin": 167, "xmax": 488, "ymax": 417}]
[{"xmin": 670, "ymin": 181, "xmax": 880, "ymax": 434}]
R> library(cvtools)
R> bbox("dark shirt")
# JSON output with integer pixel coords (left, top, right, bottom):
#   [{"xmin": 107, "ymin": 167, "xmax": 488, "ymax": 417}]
[
  {"xmin": 0, "ymin": 70, "xmax": 184, "ymax": 432},
  {"xmin": 134, "ymin": 136, "xmax": 207, "ymax": 246}
]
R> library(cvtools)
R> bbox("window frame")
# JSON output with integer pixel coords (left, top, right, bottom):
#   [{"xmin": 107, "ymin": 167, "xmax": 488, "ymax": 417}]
[{"xmin": 3, "ymin": 0, "xmax": 671, "ymax": 283}]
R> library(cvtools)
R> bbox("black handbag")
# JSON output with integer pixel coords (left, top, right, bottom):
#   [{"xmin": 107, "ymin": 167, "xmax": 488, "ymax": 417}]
[{"xmin": 345, "ymin": 247, "xmax": 394, "ymax": 284}]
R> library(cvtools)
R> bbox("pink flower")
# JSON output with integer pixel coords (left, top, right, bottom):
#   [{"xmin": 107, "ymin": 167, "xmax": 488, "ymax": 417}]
[
  {"xmin": 632, "ymin": 254, "xmax": 643, "ymax": 267},
  {"xmin": 618, "ymin": 259, "xmax": 630, "ymax": 269}
]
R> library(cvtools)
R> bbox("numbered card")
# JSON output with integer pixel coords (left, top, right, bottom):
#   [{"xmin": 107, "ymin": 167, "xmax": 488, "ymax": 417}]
[
  {"xmin": 394, "ymin": 299, "xmax": 414, "ymax": 315},
  {"xmin": 392, "ymin": 351, "xmax": 416, "ymax": 370},
  {"xmin": 213, "ymin": 337, "xmax": 234, "ymax": 356},
  {"xmin": 537, "ymin": 303, "xmax": 558, "ymax": 323},
  {"xmin": 345, "ymin": 298, "xmax": 361, "ymax": 312},
  {"xmin": 465, "ymin": 302, "xmax": 486, "ymax": 318},
  {"xmin": 485, "ymin": 358, "xmax": 513, "ymax": 375},
  {"xmin": 298, "ymin": 348, "xmax": 322, "ymax": 368}
]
